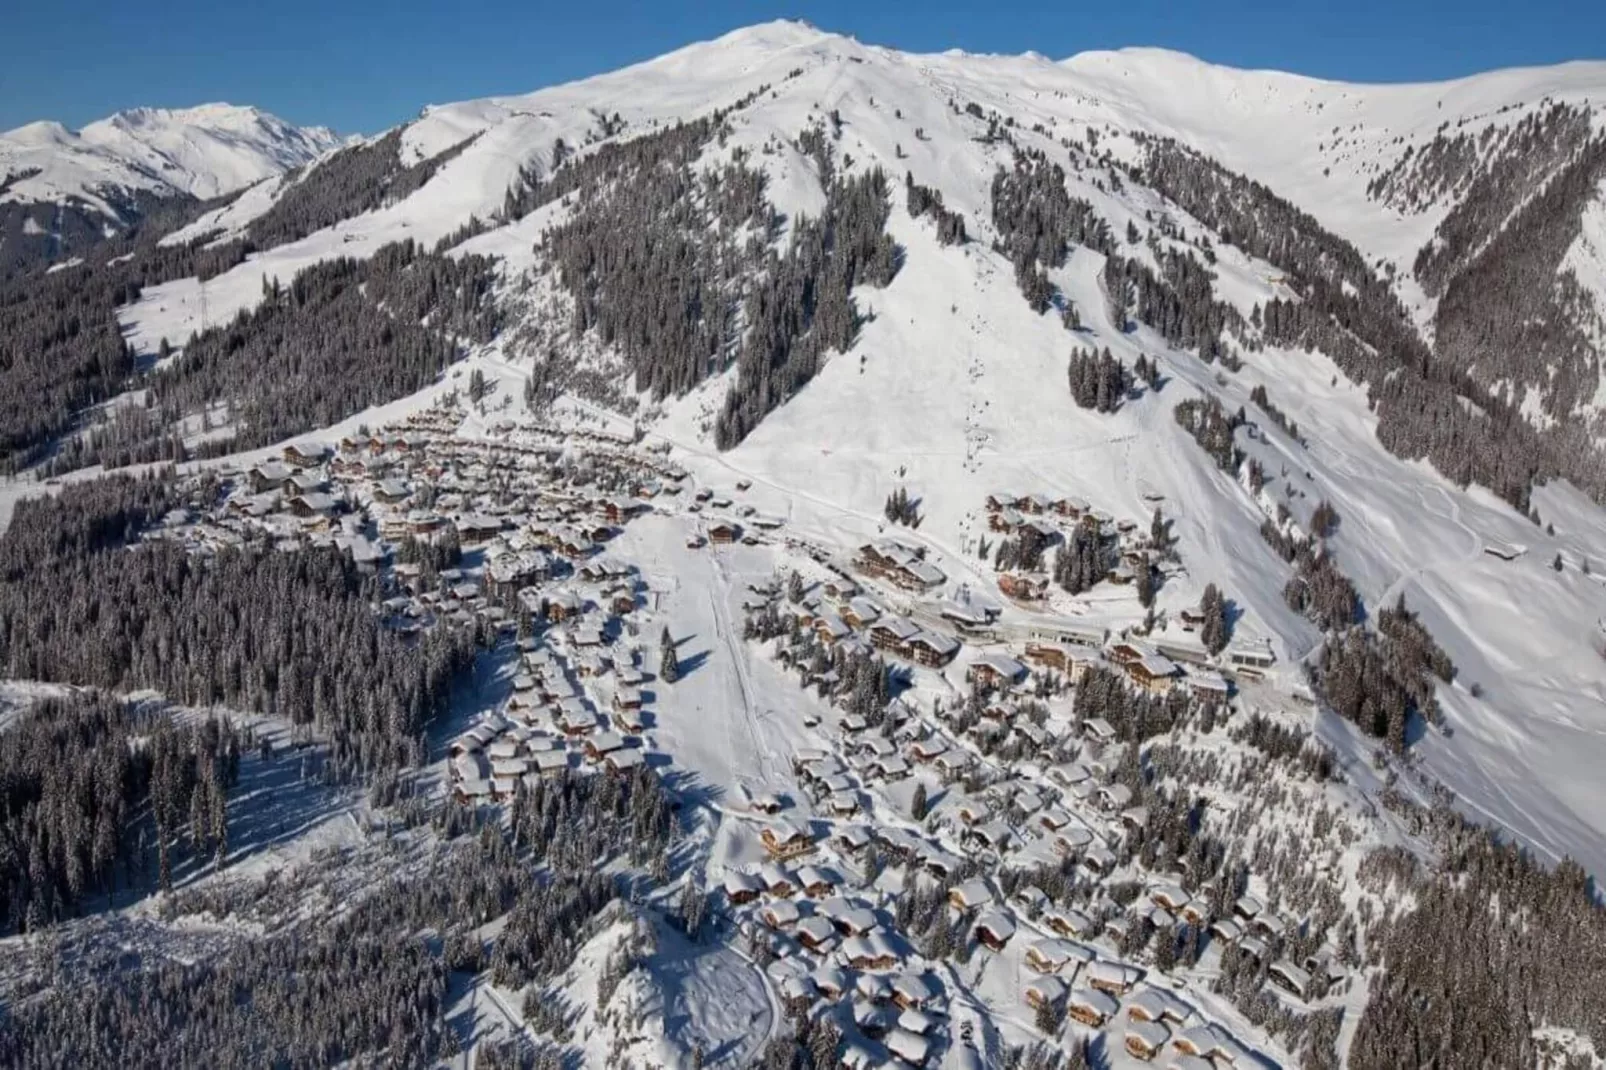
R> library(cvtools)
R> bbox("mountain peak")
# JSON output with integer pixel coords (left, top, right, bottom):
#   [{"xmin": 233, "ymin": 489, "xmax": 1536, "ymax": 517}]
[
  {"xmin": 1, "ymin": 101, "xmax": 338, "ymax": 212},
  {"xmin": 706, "ymin": 18, "xmax": 835, "ymax": 50}
]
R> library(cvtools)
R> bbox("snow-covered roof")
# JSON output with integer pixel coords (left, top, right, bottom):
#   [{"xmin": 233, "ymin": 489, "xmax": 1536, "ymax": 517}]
[
  {"xmin": 1026, "ymin": 973, "xmax": 1067, "ymax": 1004},
  {"xmin": 1135, "ymin": 653, "xmax": 1180, "ymax": 678},
  {"xmin": 1069, "ymin": 987, "xmax": 1118, "ymax": 1018},
  {"xmin": 971, "ymin": 652, "xmax": 1027, "ymax": 680},
  {"xmin": 723, "ymin": 871, "xmax": 763, "ymax": 895},
  {"xmin": 605, "ymin": 748, "xmax": 645, "ymax": 770},
  {"xmin": 796, "ymin": 916, "xmax": 836, "ymax": 944},
  {"xmin": 885, "ymin": 1028, "xmax": 930, "ymax": 1064},
  {"xmin": 1087, "ymin": 961, "xmax": 1141, "ymax": 989},
  {"xmin": 950, "ymin": 879, "xmax": 993, "ymax": 908},
  {"xmin": 891, "ymin": 971, "xmax": 936, "ymax": 1005},
  {"xmin": 1126, "ymin": 1019, "xmax": 1171, "ymax": 1051},
  {"xmin": 974, "ymin": 908, "xmax": 1015, "ymax": 941}
]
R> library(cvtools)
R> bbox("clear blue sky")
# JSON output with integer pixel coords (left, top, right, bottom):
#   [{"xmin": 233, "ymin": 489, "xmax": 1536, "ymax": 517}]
[{"xmin": 3, "ymin": 0, "xmax": 1602, "ymax": 135}]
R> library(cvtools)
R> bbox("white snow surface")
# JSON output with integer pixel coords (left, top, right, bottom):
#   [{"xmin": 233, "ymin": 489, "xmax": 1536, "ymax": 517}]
[
  {"xmin": 0, "ymin": 103, "xmax": 339, "ymax": 216},
  {"xmin": 100, "ymin": 20, "xmax": 1606, "ymax": 879}
]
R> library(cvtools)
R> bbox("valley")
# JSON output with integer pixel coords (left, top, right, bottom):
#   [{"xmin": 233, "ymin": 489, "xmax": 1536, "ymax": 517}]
[{"xmin": 1, "ymin": 19, "xmax": 1605, "ymax": 1070}]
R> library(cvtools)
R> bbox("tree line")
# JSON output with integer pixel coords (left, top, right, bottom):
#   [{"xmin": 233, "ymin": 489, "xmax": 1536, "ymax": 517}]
[
  {"xmin": 904, "ymin": 171, "xmax": 968, "ymax": 245},
  {"xmin": 1173, "ymin": 395, "xmax": 1245, "ymax": 472},
  {"xmin": 1067, "ymin": 346, "xmax": 1128, "ymax": 412},
  {"xmin": 0, "ymin": 748, "xmax": 680, "ymax": 1067},
  {"xmin": 1255, "ymin": 496, "xmax": 1455, "ymax": 752},
  {"xmin": 714, "ymin": 162, "xmax": 899, "ymax": 448},
  {"xmin": 1102, "ymin": 242, "xmax": 1240, "ymax": 363}
]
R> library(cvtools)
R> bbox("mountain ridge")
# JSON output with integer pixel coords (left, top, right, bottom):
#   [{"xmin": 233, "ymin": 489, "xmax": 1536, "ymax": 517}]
[
  {"xmin": 0, "ymin": 101, "xmax": 340, "ymax": 275},
  {"xmin": 0, "ymin": 101, "xmax": 340, "ymax": 204}
]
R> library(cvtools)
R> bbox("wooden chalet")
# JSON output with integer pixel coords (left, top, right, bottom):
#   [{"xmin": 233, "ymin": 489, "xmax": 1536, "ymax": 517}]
[
  {"xmin": 967, "ymin": 653, "xmax": 1028, "ymax": 688},
  {"xmin": 602, "ymin": 497, "xmax": 644, "ymax": 523},
  {"xmin": 582, "ymin": 731, "xmax": 625, "ymax": 763},
  {"xmin": 1125, "ymin": 1021, "xmax": 1171, "ymax": 1062},
  {"xmin": 856, "ymin": 540, "xmax": 946, "ymax": 591},
  {"xmin": 796, "ymin": 916, "xmax": 838, "ymax": 952},
  {"xmin": 1086, "ymin": 961, "xmax": 1141, "ymax": 996},
  {"xmin": 840, "ymin": 933, "xmax": 900, "ymax": 971},
  {"xmin": 973, "ymin": 909, "xmax": 1016, "ymax": 951},
  {"xmin": 760, "ymin": 821, "xmax": 815, "ymax": 860},
  {"xmin": 1127, "ymin": 989, "xmax": 1189, "ymax": 1025},
  {"xmin": 1269, "ymin": 960, "xmax": 1312, "ymax": 1000},
  {"xmin": 282, "ymin": 441, "xmax": 331, "ymax": 468},
  {"xmin": 795, "ymin": 865, "xmax": 837, "ymax": 898},
  {"xmin": 948, "ymin": 880, "xmax": 993, "ymax": 912},
  {"xmin": 1024, "ymin": 938, "xmax": 1089, "ymax": 975},
  {"xmin": 1174, "ymin": 1024, "xmax": 1246, "ymax": 1065},
  {"xmin": 1125, "ymin": 654, "xmax": 1181, "ymax": 694},
  {"xmin": 723, "ymin": 871, "xmax": 764, "ymax": 905},
  {"xmin": 889, "ymin": 972, "xmax": 935, "ymax": 1011},
  {"xmin": 1044, "ymin": 907, "xmax": 1096, "ymax": 940},
  {"xmin": 1025, "ymin": 974, "xmax": 1067, "ymax": 1013},
  {"xmin": 760, "ymin": 900, "xmax": 801, "ymax": 930},
  {"xmin": 603, "ymin": 749, "xmax": 645, "ymax": 774},
  {"xmin": 248, "ymin": 461, "xmax": 294, "ymax": 493},
  {"xmin": 288, "ymin": 492, "xmax": 339, "ymax": 520},
  {"xmin": 543, "ymin": 590, "xmax": 583, "ymax": 622},
  {"xmin": 1068, "ymin": 987, "xmax": 1119, "ymax": 1027},
  {"xmin": 886, "ymin": 1029, "xmax": 930, "ymax": 1067}
]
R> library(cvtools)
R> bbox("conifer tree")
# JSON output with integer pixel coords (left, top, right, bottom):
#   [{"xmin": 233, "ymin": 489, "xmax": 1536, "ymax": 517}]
[{"xmin": 659, "ymin": 627, "xmax": 681, "ymax": 684}]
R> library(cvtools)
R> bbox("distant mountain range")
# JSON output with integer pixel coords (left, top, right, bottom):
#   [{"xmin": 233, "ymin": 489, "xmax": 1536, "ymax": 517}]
[{"xmin": 0, "ymin": 102, "xmax": 338, "ymax": 272}]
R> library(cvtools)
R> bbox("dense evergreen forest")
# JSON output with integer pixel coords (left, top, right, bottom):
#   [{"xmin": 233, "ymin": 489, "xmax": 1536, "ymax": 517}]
[
  {"xmin": 0, "ymin": 218, "xmax": 242, "ymax": 470},
  {"xmin": 0, "ymin": 187, "xmax": 203, "ymax": 279},
  {"xmin": 49, "ymin": 239, "xmax": 499, "ymax": 471},
  {"xmin": 0, "ymin": 130, "xmax": 495, "ymax": 475},
  {"xmin": 1349, "ymin": 808, "xmax": 1606, "ymax": 1069},
  {"xmin": 1140, "ymin": 137, "xmax": 1601, "ymax": 510},
  {"xmin": 0, "ymin": 691, "xmax": 239, "ymax": 933},
  {"xmin": 714, "ymin": 164, "xmax": 898, "ymax": 447},
  {"xmin": 0, "ymin": 475, "xmax": 478, "ymax": 779},
  {"xmin": 990, "ymin": 148, "xmax": 1112, "ymax": 311},
  {"xmin": 0, "ymin": 766, "xmax": 675, "ymax": 1070},
  {"xmin": 234, "ymin": 129, "xmax": 478, "ymax": 258},
  {"xmin": 529, "ymin": 106, "xmax": 899, "ymax": 449},
  {"xmin": 1431, "ymin": 127, "xmax": 1606, "ymax": 419},
  {"xmin": 905, "ymin": 172, "xmax": 968, "ymax": 245}
]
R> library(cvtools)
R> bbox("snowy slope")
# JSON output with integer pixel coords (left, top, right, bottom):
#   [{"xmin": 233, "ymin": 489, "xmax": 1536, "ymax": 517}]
[
  {"xmin": 116, "ymin": 23, "xmax": 1606, "ymax": 354},
  {"xmin": 102, "ymin": 21, "xmax": 1606, "ymax": 878},
  {"xmin": 1057, "ymin": 47, "xmax": 1606, "ymax": 265},
  {"xmin": 0, "ymin": 103, "xmax": 340, "ymax": 216}
]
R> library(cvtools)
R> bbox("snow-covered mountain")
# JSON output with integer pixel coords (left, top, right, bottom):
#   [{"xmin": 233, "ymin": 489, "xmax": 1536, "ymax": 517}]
[
  {"xmin": 84, "ymin": 21, "xmax": 1606, "ymax": 877},
  {"xmin": 132, "ymin": 23, "xmax": 1606, "ymax": 420},
  {"xmin": 0, "ymin": 103, "xmax": 339, "ymax": 272},
  {"xmin": 6, "ymin": 21, "xmax": 1606, "ymax": 1070},
  {"xmin": 0, "ymin": 102, "xmax": 339, "ymax": 207}
]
